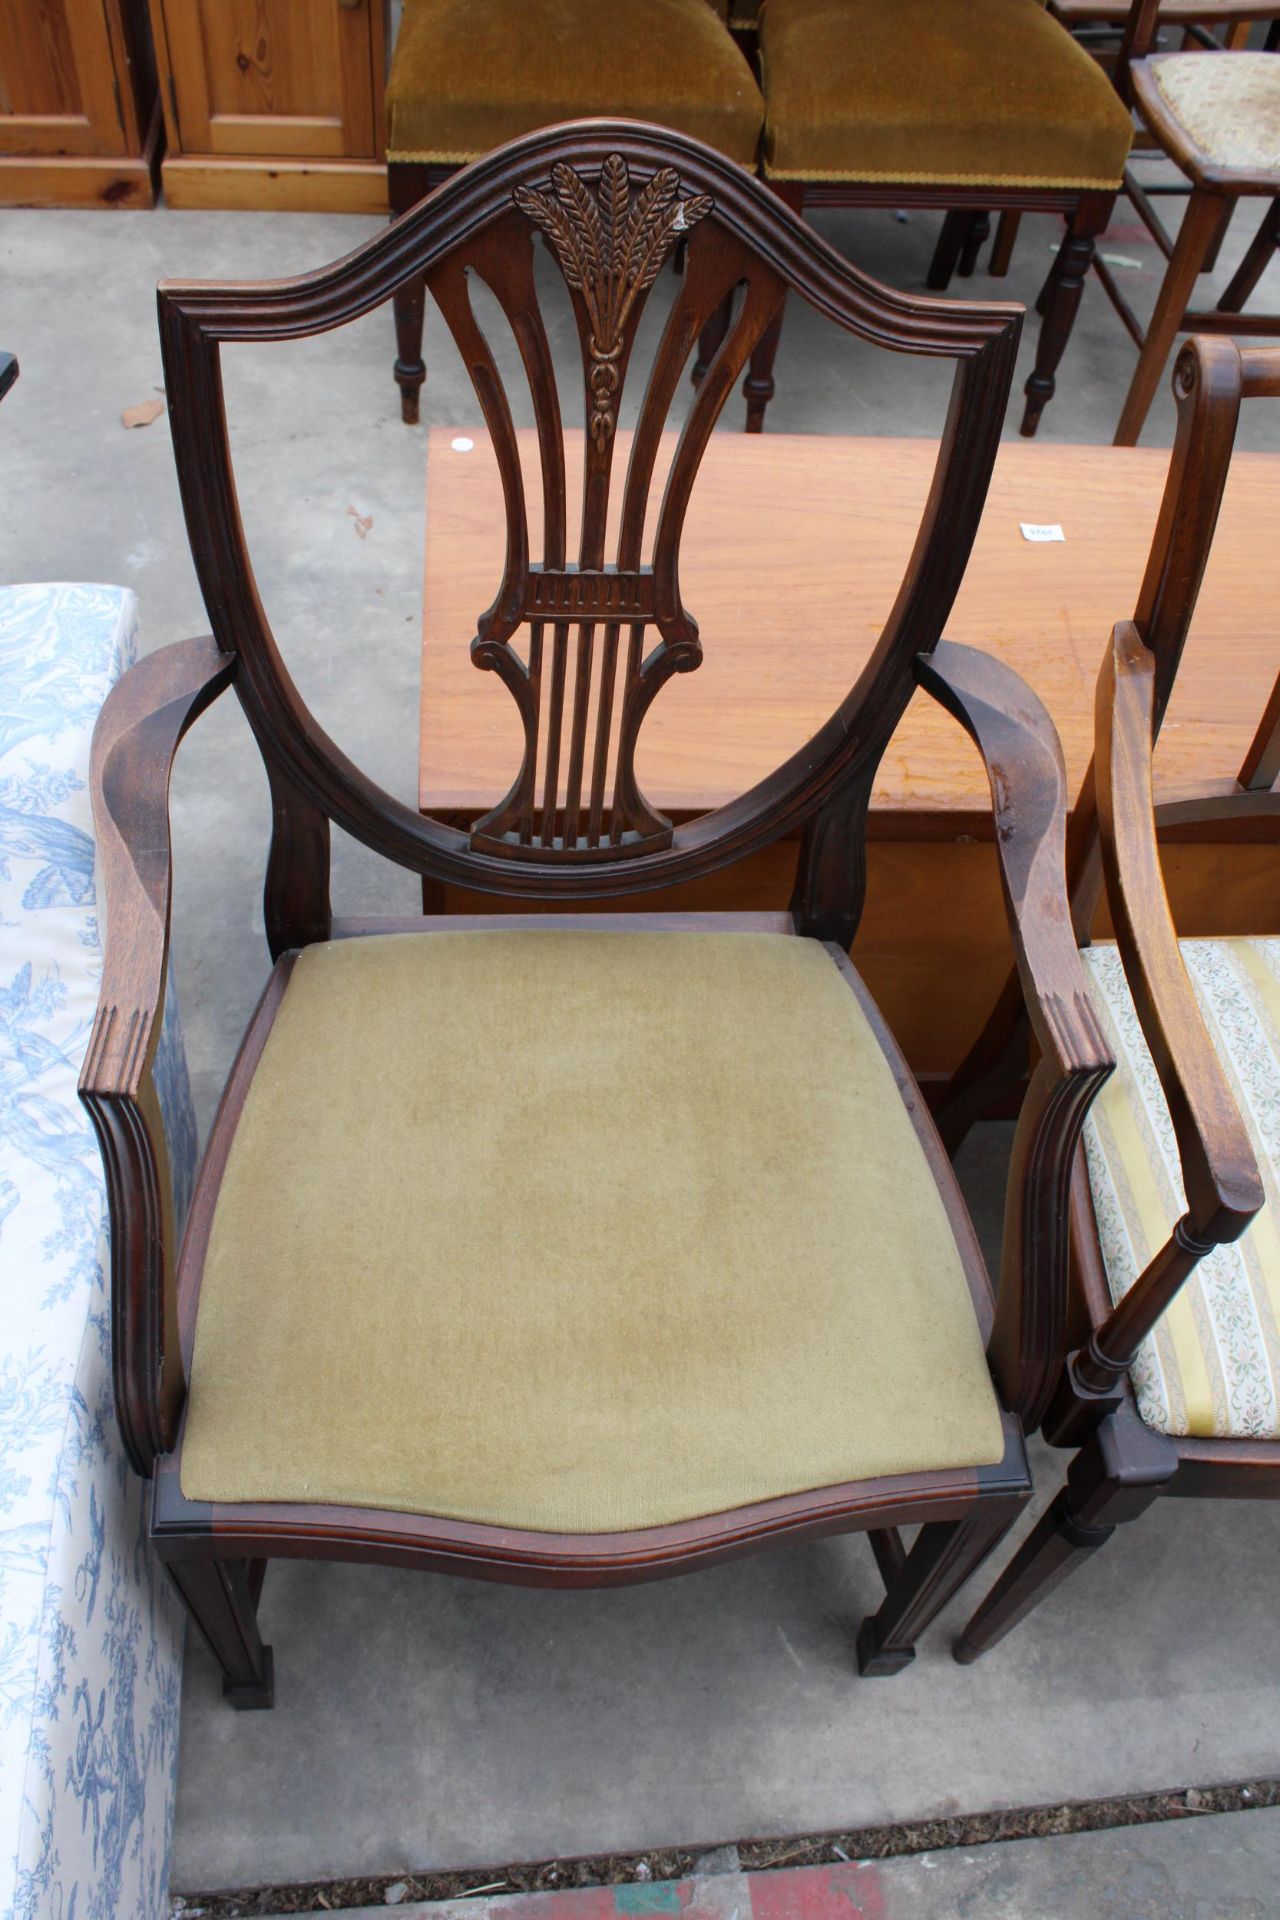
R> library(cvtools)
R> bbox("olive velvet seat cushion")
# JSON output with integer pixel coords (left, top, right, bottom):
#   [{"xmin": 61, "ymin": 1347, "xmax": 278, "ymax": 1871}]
[
  {"xmin": 760, "ymin": 0, "xmax": 1133, "ymax": 186},
  {"xmin": 386, "ymin": 0, "xmax": 765, "ymax": 168},
  {"xmin": 180, "ymin": 930, "xmax": 1003, "ymax": 1534}
]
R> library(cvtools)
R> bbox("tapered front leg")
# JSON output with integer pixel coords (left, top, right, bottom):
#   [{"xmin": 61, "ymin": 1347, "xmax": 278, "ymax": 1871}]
[
  {"xmin": 954, "ymin": 1408, "xmax": 1175, "ymax": 1662},
  {"xmin": 856, "ymin": 1503, "xmax": 1020, "ymax": 1676},
  {"xmin": 167, "ymin": 1553, "xmax": 275, "ymax": 1709},
  {"xmin": 1216, "ymin": 197, "xmax": 1279, "ymax": 314},
  {"xmin": 1114, "ymin": 188, "xmax": 1222, "ymax": 446}
]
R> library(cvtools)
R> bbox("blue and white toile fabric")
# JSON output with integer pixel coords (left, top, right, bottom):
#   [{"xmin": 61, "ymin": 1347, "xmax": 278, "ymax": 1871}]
[{"xmin": 0, "ymin": 585, "xmax": 195, "ymax": 1920}]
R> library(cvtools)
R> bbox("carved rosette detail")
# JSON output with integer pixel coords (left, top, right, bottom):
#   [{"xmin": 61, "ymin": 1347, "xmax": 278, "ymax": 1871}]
[{"xmin": 515, "ymin": 155, "xmax": 713, "ymax": 451}]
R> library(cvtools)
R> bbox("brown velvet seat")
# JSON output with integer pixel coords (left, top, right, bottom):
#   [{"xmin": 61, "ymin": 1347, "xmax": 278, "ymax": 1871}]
[
  {"xmin": 723, "ymin": 0, "xmax": 1130, "ymax": 436},
  {"xmin": 760, "ymin": 0, "xmax": 1132, "ymax": 187},
  {"xmin": 386, "ymin": 0, "xmax": 764, "ymax": 169}
]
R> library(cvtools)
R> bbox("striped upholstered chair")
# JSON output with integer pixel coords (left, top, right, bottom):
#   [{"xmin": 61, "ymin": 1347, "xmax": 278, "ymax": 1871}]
[{"xmin": 947, "ymin": 338, "xmax": 1280, "ymax": 1660}]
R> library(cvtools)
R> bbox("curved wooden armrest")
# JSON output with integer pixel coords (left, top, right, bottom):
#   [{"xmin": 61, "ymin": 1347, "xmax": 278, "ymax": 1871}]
[
  {"xmin": 1049, "ymin": 621, "xmax": 1269, "ymax": 1417},
  {"xmin": 917, "ymin": 641, "xmax": 1113, "ymax": 1428},
  {"xmin": 79, "ymin": 635, "xmax": 235, "ymax": 1475},
  {"xmin": 1098, "ymin": 622, "xmax": 1264, "ymax": 1244},
  {"xmin": 917, "ymin": 639, "xmax": 1115, "ymax": 1430},
  {"xmin": 82, "ymin": 635, "xmax": 235, "ymax": 1096},
  {"xmin": 916, "ymin": 640, "xmax": 1112, "ymax": 1085}
]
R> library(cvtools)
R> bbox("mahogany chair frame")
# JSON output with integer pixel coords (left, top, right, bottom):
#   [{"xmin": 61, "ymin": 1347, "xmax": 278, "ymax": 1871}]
[
  {"xmin": 948, "ymin": 339, "xmax": 1280, "ymax": 1662},
  {"xmin": 83, "ymin": 122, "xmax": 1118, "ymax": 1707}
]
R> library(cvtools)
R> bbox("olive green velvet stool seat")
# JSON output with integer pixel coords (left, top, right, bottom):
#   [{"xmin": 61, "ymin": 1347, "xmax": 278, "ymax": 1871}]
[
  {"xmin": 1112, "ymin": 53, "xmax": 1280, "ymax": 447},
  {"xmin": 179, "ymin": 930, "xmax": 1005, "ymax": 1535},
  {"xmin": 730, "ymin": 0, "xmax": 1131, "ymax": 435},
  {"xmin": 386, "ymin": 0, "xmax": 764, "ymax": 422}
]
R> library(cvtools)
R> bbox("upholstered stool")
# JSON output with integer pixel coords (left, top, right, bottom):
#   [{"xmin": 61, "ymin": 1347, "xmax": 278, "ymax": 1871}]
[
  {"xmin": 1114, "ymin": 53, "xmax": 1280, "ymax": 444},
  {"xmin": 385, "ymin": 0, "xmax": 764, "ymax": 421},
  {"xmin": 744, "ymin": 0, "xmax": 1132, "ymax": 433}
]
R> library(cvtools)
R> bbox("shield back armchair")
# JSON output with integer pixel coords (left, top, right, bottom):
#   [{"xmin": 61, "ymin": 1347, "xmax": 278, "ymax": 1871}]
[{"xmin": 83, "ymin": 122, "xmax": 1115, "ymax": 1708}]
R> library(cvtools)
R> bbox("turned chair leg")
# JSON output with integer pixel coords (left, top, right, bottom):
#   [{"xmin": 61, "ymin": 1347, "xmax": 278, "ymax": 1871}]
[
  {"xmin": 1114, "ymin": 187, "xmax": 1223, "ymax": 446},
  {"xmin": 1021, "ymin": 195, "xmax": 1109, "ymax": 436},
  {"xmin": 856, "ymin": 1504, "xmax": 1020, "ymax": 1677},
  {"xmin": 1217, "ymin": 197, "xmax": 1280, "ymax": 314},
  {"xmin": 954, "ymin": 1411, "xmax": 1175, "ymax": 1663},
  {"xmin": 743, "ymin": 295, "xmax": 787, "ymax": 433},
  {"xmin": 741, "ymin": 181, "xmax": 804, "ymax": 431},
  {"xmin": 393, "ymin": 274, "xmax": 428, "ymax": 426},
  {"xmin": 691, "ymin": 291, "xmax": 734, "ymax": 388},
  {"xmin": 166, "ymin": 1553, "xmax": 275, "ymax": 1709},
  {"xmin": 388, "ymin": 160, "xmax": 433, "ymax": 425}
]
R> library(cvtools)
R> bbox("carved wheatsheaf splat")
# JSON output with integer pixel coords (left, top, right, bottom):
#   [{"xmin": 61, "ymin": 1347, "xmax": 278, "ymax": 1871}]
[
  {"xmin": 515, "ymin": 156, "xmax": 711, "ymax": 451},
  {"xmin": 159, "ymin": 122, "xmax": 1021, "ymax": 907},
  {"xmin": 426, "ymin": 152, "xmax": 734, "ymax": 861}
]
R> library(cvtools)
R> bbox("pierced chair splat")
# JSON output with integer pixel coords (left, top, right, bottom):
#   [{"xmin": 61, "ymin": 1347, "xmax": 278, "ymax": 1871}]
[{"xmin": 84, "ymin": 122, "xmax": 1110, "ymax": 1707}]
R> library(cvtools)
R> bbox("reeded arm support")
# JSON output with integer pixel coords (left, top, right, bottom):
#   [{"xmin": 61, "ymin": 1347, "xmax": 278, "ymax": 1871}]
[
  {"xmin": 916, "ymin": 640, "xmax": 1114, "ymax": 1428},
  {"xmin": 79, "ymin": 635, "xmax": 236, "ymax": 1476}
]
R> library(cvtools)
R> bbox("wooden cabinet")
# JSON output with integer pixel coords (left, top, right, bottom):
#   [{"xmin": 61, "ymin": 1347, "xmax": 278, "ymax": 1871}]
[
  {"xmin": 149, "ymin": 0, "xmax": 388, "ymax": 210},
  {"xmin": 0, "ymin": 0, "xmax": 160, "ymax": 207}
]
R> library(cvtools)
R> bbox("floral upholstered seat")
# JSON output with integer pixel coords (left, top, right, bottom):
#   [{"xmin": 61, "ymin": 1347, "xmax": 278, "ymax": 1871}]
[{"xmin": 1146, "ymin": 53, "xmax": 1280, "ymax": 181}]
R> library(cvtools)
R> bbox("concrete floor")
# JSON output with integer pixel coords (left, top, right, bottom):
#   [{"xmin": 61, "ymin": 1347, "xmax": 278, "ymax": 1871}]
[{"xmin": 4, "ymin": 176, "xmax": 1280, "ymax": 1899}]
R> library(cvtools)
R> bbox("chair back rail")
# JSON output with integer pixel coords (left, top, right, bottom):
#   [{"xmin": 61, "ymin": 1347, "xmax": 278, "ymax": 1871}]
[{"xmin": 158, "ymin": 120, "xmax": 1020, "ymax": 950}]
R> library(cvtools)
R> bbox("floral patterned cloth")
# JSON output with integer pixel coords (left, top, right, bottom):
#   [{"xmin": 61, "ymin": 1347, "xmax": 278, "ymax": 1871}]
[
  {"xmin": 0, "ymin": 585, "xmax": 194, "ymax": 1920},
  {"xmin": 1150, "ymin": 53, "xmax": 1280, "ymax": 176},
  {"xmin": 1082, "ymin": 938, "xmax": 1280, "ymax": 1440}
]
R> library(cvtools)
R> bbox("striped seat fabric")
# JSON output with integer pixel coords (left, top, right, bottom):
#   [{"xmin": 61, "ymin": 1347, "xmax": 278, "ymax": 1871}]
[{"xmin": 1081, "ymin": 939, "xmax": 1280, "ymax": 1440}]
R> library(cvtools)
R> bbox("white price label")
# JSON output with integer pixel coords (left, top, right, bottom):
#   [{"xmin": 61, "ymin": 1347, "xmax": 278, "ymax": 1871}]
[{"xmin": 1020, "ymin": 522, "xmax": 1065, "ymax": 543}]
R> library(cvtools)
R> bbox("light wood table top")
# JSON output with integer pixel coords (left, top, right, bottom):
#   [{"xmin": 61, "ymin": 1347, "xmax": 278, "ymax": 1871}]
[{"xmin": 420, "ymin": 429, "xmax": 1280, "ymax": 828}]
